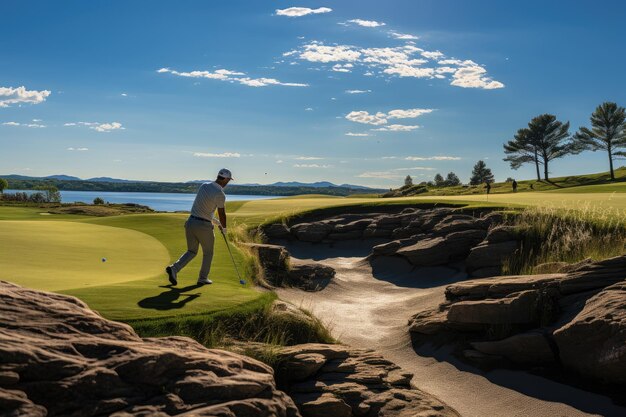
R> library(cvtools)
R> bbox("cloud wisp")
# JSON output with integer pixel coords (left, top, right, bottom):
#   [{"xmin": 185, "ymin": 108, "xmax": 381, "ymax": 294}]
[
  {"xmin": 67, "ymin": 147, "xmax": 89, "ymax": 151},
  {"xmin": 293, "ymin": 163, "xmax": 331, "ymax": 168},
  {"xmin": 276, "ymin": 7, "xmax": 332, "ymax": 17},
  {"xmin": 0, "ymin": 86, "xmax": 51, "ymax": 107},
  {"xmin": 2, "ymin": 121, "xmax": 46, "ymax": 128},
  {"xmin": 157, "ymin": 67, "xmax": 308, "ymax": 87},
  {"xmin": 345, "ymin": 19, "xmax": 386, "ymax": 28},
  {"xmin": 193, "ymin": 152, "xmax": 241, "ymax": 158},
  {"xmin": 64, "ymin": 122, "xmax": 124, "ymax": 132}
]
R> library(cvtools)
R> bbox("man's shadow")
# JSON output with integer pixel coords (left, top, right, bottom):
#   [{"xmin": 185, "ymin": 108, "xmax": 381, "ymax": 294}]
[{"xmin": 138, "ymin": 284, "xmax": 203, "ymax": 310}]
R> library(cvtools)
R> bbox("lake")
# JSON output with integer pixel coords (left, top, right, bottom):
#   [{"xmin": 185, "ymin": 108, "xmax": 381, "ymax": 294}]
[{"xmin": 5, "ymin": 190, "xmax": 281, "ymax": 212}]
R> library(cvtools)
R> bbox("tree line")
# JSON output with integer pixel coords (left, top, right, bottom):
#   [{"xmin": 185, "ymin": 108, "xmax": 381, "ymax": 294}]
[{"xmin": 504, "ymin": 102, "xmax": 626, "ymax": 181}]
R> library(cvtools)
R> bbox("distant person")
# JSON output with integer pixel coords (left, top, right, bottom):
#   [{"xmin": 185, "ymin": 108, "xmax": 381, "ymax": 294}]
[
  {"xmin": 485, "ymin": 181, "xmax": 491, "ymax": 195},
  {"xmin": 166, "ymin": 168, "xmax": 233, "ymax": 286},
  {"xmin": 512, "ymin": 179, "xmax": 518, "ymax": 192},
  {"xmin": 530, "ymin": 183, "xmax": 534, "ymax": 190}
]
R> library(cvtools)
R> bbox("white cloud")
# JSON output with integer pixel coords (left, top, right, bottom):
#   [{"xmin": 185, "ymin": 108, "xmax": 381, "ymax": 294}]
[
  {"xmin": 193, "ymin": 152, "xmax": 241, "ymax": 158},
  {"xmin": 346, "ymin": 19, "xmax": 386, "ymax": 27},
  {"xmin": 345, "ymin": 132, "xmax": 370, "ymax": 137},
  {"xmin": 357, "ymin": 171, "xmax": 403, "ymax": 180},
  {"xmin": 158, "ymin": 67, "xmax": 307, "ymax": 87},
  {"xmin": 276, "ymin": 160, "xmax": 284, "ymax": 164},
  {"xmin": 92, "ymin": 122, "xmax": 123, "ymax": 132},
  {"xmin": 387, "ymin": 108, "xmax": 433, "ymax": 119},
  {"xmin": 2, "ymin": 121, "xmax": 46, "ymax": 128},
  {"xmin": 345, "ymin": 89, "xmax": 371, "ymax": 94},
  {"xmin": 451, "ymin": 65, "xmax": 505, "ymax": 89},
  {"xmin": 305, "ymin": 107, "xmax": 313, "ymax": 111},
  {"xmin": 67, "ymin": 147, "xmax": 89, "ymax": 151},
  {"xmin": 393, "ymin": 166, "xmax": 435, "ymax": 171},
  {"xmin": 293, "ymin": 164, "xmax": 330, "ymax": 168},
  {"xmin": 346, "ymin": 111, "xmax": 388, "ymax": 125},
  {"xmin": 0, "ymin": 86, "xmax": 51, "ymax": 107},
  {"xmin": 287, "ymin": 40, "xmax": 504, "ymax": 89},
  {"xmin": 372, "ymin": 124, "xmax": 420, "ymax": 132},
  {"xmin": 276, "ymin": 7, "xmax": 332, "ymax": 17},
  {"xmin": 63, "ymin": 121, "xmax": 123, "ymax": 132},
  {"xmin": 389, "ymin": 32, "xmax": 419, "ymax": 40},
  {"xmin": 295, "ymin": 156, "xmax": 323, "ymax": 160},
  {"xmin": 32, "ymin": 119, "xmax": 43, "ymax": 122},
  {"xmin": 346, "ymin": 108, "xmax": 434, "ymax": 126},
  {"xmin": 421, "ymin": 51, "xmax": 444, "ymax": 59},
  {"xmin": 299, "ymin": 42, "xmax": 361, "ymax": 63},
  {"xmin": 121, "ymin": 93, "xmax": 128, "ymax": 97},
  {"xmin": 405, "ymin": 156, "xmax": 461, "ymax": 161},
  {"xmin": 332, "ymin": 63, "xmax": 353, "ymax": 73}
]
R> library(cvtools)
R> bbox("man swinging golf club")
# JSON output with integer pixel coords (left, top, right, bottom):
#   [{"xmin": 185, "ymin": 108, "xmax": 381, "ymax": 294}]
[{"xmin": 165, "ymin": 168, "xmax": 232, "ymax": 286}]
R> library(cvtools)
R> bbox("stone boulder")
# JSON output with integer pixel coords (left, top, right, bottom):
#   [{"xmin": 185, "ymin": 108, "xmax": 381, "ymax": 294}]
[
  {"xmin": 397, "ymin": 229, "xmax": 486, "ymax": 266},
  {"xmin": 291, "ymin": 222, "xmax": 333, "ymax": 242},
  {"xmin": 471, "ymin": 331, "xmax": 556, "ymax": 364},
  {"xmin": 273, "ymin": 344, "xmax": 460, "ymax": 417},
  {"xmin": 0, "ymin": 281, "xmax": 300, "ymax": 417},
  {"xmin": 484, "ymin": 225, "xmax": 521, "ymax": 243},
  {"xmin": 244, "ymin": 243, "xmax": 290, "ymax": 286},
  {"xmin": 447, "ymin": 290, "xmax": 540, "ymax": 325},
  {"xmin": 263, "ymin": 223, "xmax": 292, "ymax": 240},
  {"xmin": 553, "ymin": 282, "xmax": 626, "ymax": 385},
  {"xmin": 465, "ymin": 240, "xmax": 519, "ymax": 276},
  {"xmin": 289, "ymin": 260, "xmax": 335, "ymax": 291}
]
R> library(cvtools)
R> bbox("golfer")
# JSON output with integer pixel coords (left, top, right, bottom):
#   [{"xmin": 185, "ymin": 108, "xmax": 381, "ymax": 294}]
[{"xmin": 166, "ymin": 168, "xmax": 233, "ymax": 286}]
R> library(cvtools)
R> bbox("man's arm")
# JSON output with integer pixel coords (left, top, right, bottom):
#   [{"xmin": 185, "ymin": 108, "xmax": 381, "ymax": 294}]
[{"xmin": 217, "ymin": 207, "xmax": 227, "ymax": 229}]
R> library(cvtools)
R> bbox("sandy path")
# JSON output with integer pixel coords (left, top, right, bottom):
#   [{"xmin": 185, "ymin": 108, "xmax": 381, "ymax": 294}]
[{"xmin": 276, "ymin": 245, "xmax": 625, "ymax": 417}]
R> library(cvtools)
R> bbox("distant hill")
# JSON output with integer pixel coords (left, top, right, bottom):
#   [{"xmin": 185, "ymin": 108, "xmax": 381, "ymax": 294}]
[{"xmin": 1, "ymin": 174, "xmax": 385, "ymax": 196}]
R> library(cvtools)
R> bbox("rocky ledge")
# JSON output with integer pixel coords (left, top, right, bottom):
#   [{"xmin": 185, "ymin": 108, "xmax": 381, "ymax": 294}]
[
  {"xmin": 409, "ymin": 255, "xmax": 626, "ymax": 387},
  {"xmin": 260, "ymin": 207, "xmax": 520, "ymax": 280},
  {"xmin": 236, "ymin": 343, "xmax": 460, "ymax": 417},
  {"xmin": 0, "ymin": 281, "xmax": 299, "ymax": 417}
]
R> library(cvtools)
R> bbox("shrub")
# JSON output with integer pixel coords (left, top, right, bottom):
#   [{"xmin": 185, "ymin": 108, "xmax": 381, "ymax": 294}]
[{"xmin": 93, "ymin": 197, "xmax": 105, "ymax": 205}]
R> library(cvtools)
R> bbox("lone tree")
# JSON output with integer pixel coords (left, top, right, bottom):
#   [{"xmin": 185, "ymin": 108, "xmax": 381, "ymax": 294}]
[
  {"xmin": 470, "ymin": 160, "xmax": 494, "ymax": 185},
  {"xmin": 503, "ymin": 128, "xmax": 542, "ymax": 180},
  {"xmin": 505, "ymin": 114, "xmax": 575, "ymax": 181},
  {"xmin": 573, "ymin": 102, "xmax": 626, "ymax": 181},
  {"xmin": 0, "ymin": 178, "xmax": 7, "ymax": 193},
  {"xmin": 445, "ymin": 172, "xmax": 461, "ymax": 186},
  {"xmin": 433, "ymin": 173, "xmax": 445, "ymax": 186},
  {"xmin": 404, "ymin": 175, "xmax": 413, "ymax": 187}
]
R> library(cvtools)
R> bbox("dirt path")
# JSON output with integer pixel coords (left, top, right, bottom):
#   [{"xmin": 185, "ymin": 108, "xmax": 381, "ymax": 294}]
[{"xmin": 276, "ymin": 247, "xmax": 626, "ymax": 417}]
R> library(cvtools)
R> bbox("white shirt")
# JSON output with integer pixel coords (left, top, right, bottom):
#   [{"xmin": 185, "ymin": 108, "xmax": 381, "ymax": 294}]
[{"xmin": 190, "ymin": 181, "xmax": 225, "ymax": 220}]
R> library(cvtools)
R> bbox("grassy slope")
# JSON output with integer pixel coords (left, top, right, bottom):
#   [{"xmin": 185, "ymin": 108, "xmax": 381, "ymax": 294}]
[{"xmin": 404, "ymin": 166, "xmax": 626, "ymax": 196}]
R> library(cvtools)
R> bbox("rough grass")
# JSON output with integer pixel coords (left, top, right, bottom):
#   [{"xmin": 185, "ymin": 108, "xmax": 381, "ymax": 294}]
[
  {"xmin": 502, "ymin": 206, "xmax": 626, "ymax": 274},
  {"xmin": 129, "ymin": 293, "xmax": 334, "ymax": 348}
]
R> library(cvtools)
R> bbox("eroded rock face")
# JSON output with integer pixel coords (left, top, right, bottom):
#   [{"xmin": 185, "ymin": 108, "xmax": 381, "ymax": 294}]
[
  {"xmin": 0, "ymin": 281, "xmax": 300, "ymax": 417},
  {"xmin": 273, "ymin": 344, "xmax": 460, "ymax": 417},
  {"xmin": 409, "ymin": 255, "xmax": 626, "ymax": 386},
  {"xmin": 553, "ymin": 282, "xmax": 626, "ymax": 384}
]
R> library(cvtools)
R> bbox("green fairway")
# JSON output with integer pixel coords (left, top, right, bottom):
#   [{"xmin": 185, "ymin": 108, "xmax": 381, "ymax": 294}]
[{"xmin": 0, "ymin": 220, "xmax": 169, "ymax": 292}]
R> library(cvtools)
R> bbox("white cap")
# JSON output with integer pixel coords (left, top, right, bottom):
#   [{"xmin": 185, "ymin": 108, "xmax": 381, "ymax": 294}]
[{"xmin": 218, "ymin": 168, "xmax": 233, "ymax": 180}]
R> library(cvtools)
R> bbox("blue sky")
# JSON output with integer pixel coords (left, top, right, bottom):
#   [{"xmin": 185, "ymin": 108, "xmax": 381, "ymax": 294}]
[{"xmin": 2, "ymin": 0, "xmax": 626, "ymax": 187}]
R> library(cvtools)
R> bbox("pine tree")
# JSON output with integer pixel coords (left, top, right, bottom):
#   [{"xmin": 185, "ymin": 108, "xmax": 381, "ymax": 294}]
[
  {"xmin": 504, "ymin": 114, "xmax": 576, "ymax": 181},
  {"xmin": 574, "ymin": 102, "xmax": 626, "ymax": 181},
  {"xmin": 469, "ymin": 160, "xmax": 494, "ymax": 185},
  {"xmin": 433, "ymin": 173, "xmax": 445, "ymax": 186},
  {"xmin": 445, "ymin": 172, "xmax": 460, "ymax": 186},
  {"xmin": 404, "ymin": 175, "xmax": 413, "ymax": 186}
]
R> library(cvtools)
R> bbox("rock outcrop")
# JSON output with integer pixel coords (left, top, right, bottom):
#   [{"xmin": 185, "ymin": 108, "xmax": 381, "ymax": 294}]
[
  {"xmin": 0, "ymin": 281, "xmax": 300, "ymax": 417},
  {"xmin": 260, "ymin": 207, "xmax": 513, "ymax": 278},
  {"xmin": 241, "ymin": 343, "xmax": 460, "ymax": 417},
  {"xmin": 408, "ymin": 255, "xmax": 626, "ymax": 386},
  {"xmin": 245, "ymin": 243, "xmax": 335, "ymax": 291}
]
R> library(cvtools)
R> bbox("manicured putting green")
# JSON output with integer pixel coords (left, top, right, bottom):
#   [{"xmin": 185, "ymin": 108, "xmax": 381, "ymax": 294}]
[{"xmin": 0, "ymin": 220, "xmax": 169, "ymax": 291}]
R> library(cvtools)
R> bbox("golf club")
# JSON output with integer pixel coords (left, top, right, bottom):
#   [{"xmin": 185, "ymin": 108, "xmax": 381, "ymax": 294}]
[{"xmin": 220, "ymin": 228, "xmax": 246, "ymax": 285}]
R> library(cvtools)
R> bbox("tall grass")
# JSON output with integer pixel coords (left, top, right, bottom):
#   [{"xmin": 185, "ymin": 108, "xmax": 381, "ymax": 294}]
[
  {"xmin": 502, "ymin": 205, "xmax": 626, "ymax": 275},
  {"xmin": 129, "ymin": 293, "xmax": 334, "ymax": 349}
]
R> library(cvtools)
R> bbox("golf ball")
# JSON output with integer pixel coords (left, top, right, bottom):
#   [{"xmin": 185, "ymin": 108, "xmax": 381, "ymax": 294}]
[
  {"xmin": 239, "ymin": 279, "xmax": 246, "ymax": 285},
  {"xmin": 102, "ymin": 258, "xmax": 107, "ymax": 262}
]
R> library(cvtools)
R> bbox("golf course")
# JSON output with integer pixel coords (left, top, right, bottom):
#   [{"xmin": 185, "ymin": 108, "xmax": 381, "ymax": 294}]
[{"xmin": 2, "ymin": 182, "xmax": 625, "ymax": 324}]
